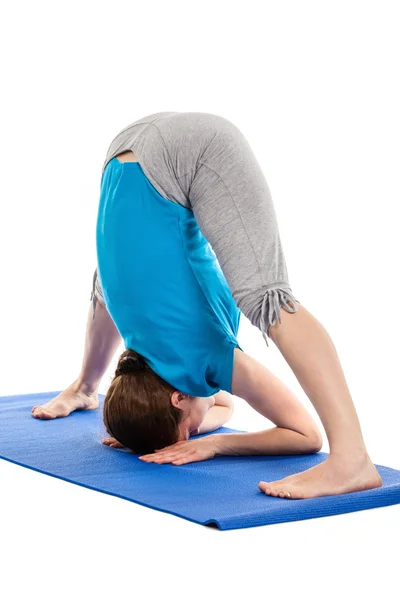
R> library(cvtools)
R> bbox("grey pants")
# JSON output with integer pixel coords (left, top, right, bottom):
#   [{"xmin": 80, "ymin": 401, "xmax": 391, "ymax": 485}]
[
  {"xmin": 92, "ymin": 112, "xmax": 300, "ymax": 345},
  {"xmin": 90, "ymin": 267, "xmax": 105, "ymax": 323}
]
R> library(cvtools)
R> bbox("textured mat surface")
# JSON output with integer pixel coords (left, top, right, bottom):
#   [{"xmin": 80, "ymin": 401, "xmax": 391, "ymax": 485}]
[{"xmin": 1, "ymin": 391, "xmax": 400, "ymax": 530}]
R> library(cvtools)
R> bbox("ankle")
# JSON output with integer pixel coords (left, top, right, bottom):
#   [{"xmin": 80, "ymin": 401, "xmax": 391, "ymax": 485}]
[
  {"xmin": 72, "ymin": 378, "xmax": 99, "ymax": 396},
  {"xmin": 329, "ymin": 447, "xmax": 369, "ymax": 461}
]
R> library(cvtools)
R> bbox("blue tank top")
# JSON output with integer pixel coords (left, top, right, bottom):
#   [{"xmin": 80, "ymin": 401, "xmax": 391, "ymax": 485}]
[{"xmin": 96, "ymin": 157, "xmax": 242, "ymax": 397}]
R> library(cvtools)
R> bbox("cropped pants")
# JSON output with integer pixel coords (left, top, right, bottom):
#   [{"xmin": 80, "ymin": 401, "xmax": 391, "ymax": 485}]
[{"xmin": 91, "ymin": 113, "xmax": 300, "ymax": 346}]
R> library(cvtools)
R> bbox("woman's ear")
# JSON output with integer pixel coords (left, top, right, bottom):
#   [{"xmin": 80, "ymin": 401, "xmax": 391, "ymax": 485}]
[{"xmin": 170, "ymin": 391, "xmax": 190, "ymax": 409}]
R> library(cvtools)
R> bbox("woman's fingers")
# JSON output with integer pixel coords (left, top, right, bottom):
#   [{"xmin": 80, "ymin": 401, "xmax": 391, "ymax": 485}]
[
  {"xmin": 139, "ymin": 446, "xmax": 213, "ymax": 465},
  {"xmin": 139, "ymin": 448, "xmax": 196, "ymax": 463},
  {"xmin": 139, "ymin": 452, "xmax": 188, "ymax": 462},
  {"xmin": 141, "ymin": 448, "xmax": 185, "ymax": 458},
  {"xmin": 102, "ymin": 437, "xmax": 124, "ymax": 448},
  {"xmin": 171, "ymin": 457, "xmax": 196, "ymax": 465},
  {"xmin": 139, "ymin": 440, "xmax": 213, "ymax": 464},
  {"xmin": 154, "ymin": 441, "xmax": 188, "ymax": 452},
  {"xmin": 169, "ymin": 451, "xmax": 199, "ymax": 465}
]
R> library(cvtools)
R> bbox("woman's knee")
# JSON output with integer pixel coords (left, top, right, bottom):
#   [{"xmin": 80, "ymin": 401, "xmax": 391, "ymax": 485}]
[
  {"xmin": 237, "ymin": 284, "xmax": 300, "ymax": 346},
  {"xmin": 267, "ymin": 297, "xmax": 301, "ymax": 340}
]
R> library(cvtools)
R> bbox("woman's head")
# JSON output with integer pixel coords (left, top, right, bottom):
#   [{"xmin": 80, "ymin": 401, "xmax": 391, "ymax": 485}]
[{"xmin": 103, "ymin": 349, "xmax": 214, "ymax": 454}]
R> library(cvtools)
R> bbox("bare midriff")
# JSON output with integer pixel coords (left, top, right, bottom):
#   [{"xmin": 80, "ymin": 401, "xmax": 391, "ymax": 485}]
[{"xmin": 115, "ymin": 150, "xmax": 138, "ymax": 163}]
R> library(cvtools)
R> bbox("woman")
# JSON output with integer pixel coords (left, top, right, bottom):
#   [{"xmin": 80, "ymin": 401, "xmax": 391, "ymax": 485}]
[{"xmin": 32, "ymin": 111, "xmax": 382, "ymax": 500}]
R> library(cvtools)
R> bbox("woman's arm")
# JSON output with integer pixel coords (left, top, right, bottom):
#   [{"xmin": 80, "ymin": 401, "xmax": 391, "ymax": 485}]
[
  {"xmin": 212, "ymin": 426, "xmax": 321, "ymax": 456},
  {"xmin": 229, "ymin": 348, "xmax": 323, "ymax": 451},
  {"xmin": 192, "ymin": 390, "xmax": 234, "ymax": 435},
  {"xmin": 138, "ymin": 350, "xmax": 323, "ymax": 465},
  {"xmin": 138, "ymin": 424, "xmax": 321, "ymax": 465}
]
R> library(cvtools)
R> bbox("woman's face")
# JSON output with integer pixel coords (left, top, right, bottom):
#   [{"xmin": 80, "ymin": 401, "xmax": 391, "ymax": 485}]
[
  {"xmin": 173, "ymin": 393, "xmax": 215, "ymax": 440},
  {"xmin": 188, "ymin": 394, "xmax": 215, "ymax": 434}
]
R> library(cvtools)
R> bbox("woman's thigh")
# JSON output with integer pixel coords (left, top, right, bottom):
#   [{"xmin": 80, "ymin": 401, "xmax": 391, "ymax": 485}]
[{"xmin": 188, "ymin": 117, "xmax": 300, "ymax": 345}]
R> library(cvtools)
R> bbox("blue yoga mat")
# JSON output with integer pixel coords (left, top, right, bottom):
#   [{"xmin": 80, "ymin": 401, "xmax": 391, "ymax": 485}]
[{"xmin": 1, "ymin": 391, "xmax": 400, "ymax": 530}]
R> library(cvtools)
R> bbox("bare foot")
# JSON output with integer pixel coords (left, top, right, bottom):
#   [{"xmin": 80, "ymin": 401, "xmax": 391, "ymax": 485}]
[
  {"xmin": 102, "ymin": 437, "xmax": 125, "ymax": 448},
  {"xmin": 32, "ymin": 381, "xmax": 99, "ymax": 420},
  {"xmin": 258, "ymin": 453, "xmax": 382, "ymax": 500}
]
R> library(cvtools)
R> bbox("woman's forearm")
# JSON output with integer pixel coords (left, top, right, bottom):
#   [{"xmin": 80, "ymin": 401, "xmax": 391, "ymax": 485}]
[{"xmin": 213, "ymin": 427, "xmax": 321, "ymax": 456}]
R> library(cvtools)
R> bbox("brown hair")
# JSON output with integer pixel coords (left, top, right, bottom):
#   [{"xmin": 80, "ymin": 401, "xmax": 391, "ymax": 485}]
[{"xmin": 103, "ymin": 348, "xmax": 185, "ymax": 454}]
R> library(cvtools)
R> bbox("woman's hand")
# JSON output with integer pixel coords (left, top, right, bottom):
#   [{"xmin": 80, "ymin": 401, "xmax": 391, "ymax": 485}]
[
  {"xmin": 138, "ymin": 435, "xmax": 220, "ymax": 465},
  {"xmin": 102, "ymin": 437, "xmax": 125, "ymax": 448}
]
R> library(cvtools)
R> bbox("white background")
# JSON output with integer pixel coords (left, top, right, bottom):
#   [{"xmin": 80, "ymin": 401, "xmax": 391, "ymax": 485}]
[{"xmin": 1, "ymin": 1, "xmax": 399, "ymax": 598}]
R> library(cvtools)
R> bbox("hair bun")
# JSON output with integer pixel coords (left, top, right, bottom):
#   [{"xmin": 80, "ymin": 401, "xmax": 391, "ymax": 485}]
[{"xmin": 117, "ymin": 354, "xmax": 147, "ymax": 375}]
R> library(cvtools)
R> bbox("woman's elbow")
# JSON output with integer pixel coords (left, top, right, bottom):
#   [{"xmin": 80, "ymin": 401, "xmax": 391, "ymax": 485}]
[{"xmin": 305, "ymin": 429, "xmax": 323, "ymax": 453}]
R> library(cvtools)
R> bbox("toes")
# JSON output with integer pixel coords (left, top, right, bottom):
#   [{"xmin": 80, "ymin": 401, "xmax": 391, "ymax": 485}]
[
  {"xmin": 258, "ymin": 482, "xmax": 272, "ymax": 495},
  {"xmin": 259, "ymin": 481, "xmax": 294, "ymax": 499},
  {"xmin": 32, "ymin": 409, "xmax": 55, "ymax": 420},
  {"xmin": 259, "ymin": 483, "xmax": 285, "ymax": 497},
  {"xmin": 39, "ymin": 410, "xmax": 53, "ymax": 419},
  {"xmin": 264, "ymin": 486, "xmax": 279, "ymax": 497},
  {"xmin": 276, "ymin": 489, "xmax": 293, "ymax": 499},
  {"xmin": 270, "ymin": 488, "xmax": 291, "ymax": 498}
]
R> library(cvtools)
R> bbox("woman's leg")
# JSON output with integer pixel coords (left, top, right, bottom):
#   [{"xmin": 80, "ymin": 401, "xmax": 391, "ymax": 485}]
[
  {"xmin": 32, "ymin": 269, "xmax": 122, "ymax": 419},
  {"xmin": 189, "ymin": 116, "xmax": 381, "ymax": 498},
  {"xmin": 256, "ymin": 305, "xmax": 382, "ymax": 498},
  {"xmin": 32, "ymin": 152, "xmax": 139, "ymax": 420},
  {"xmin": 189, "ymin": 116, "xmax": 299, "ymax": 345}
]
